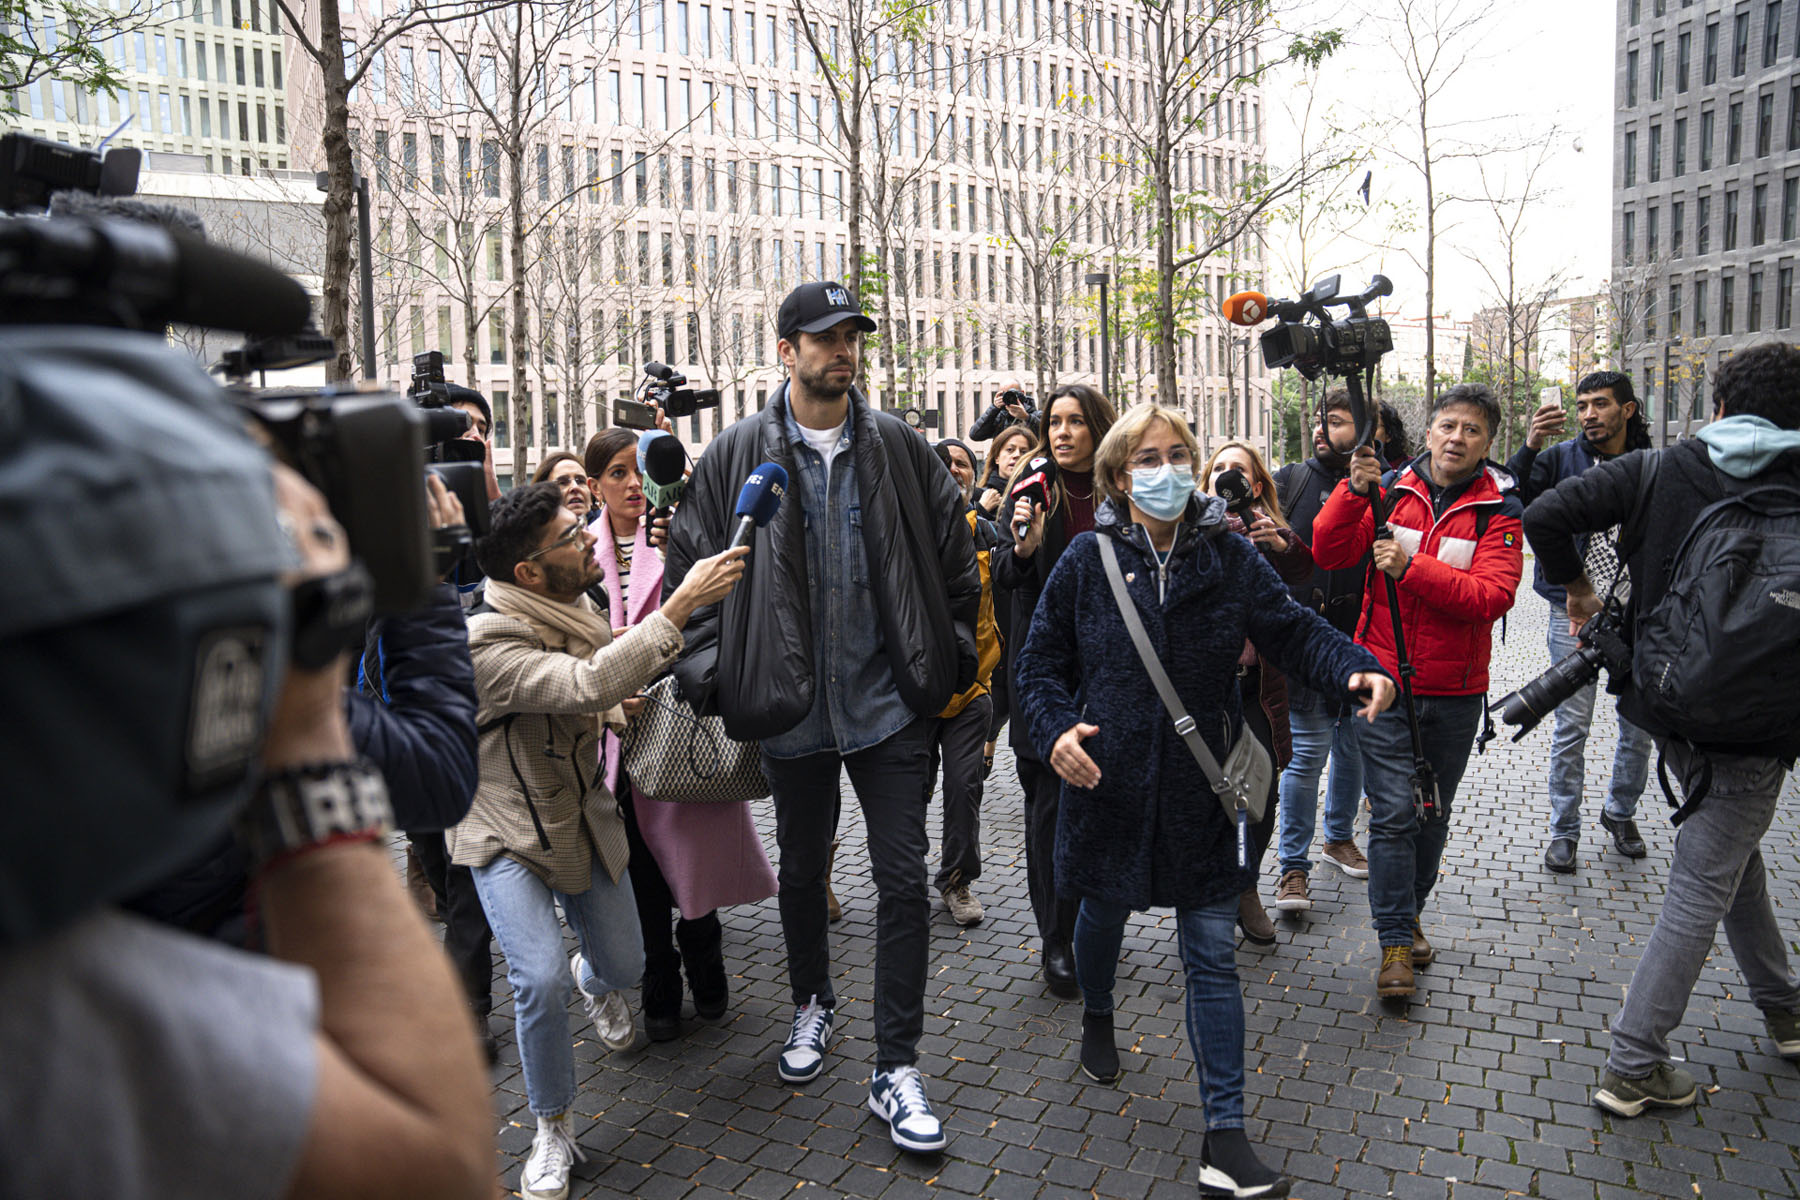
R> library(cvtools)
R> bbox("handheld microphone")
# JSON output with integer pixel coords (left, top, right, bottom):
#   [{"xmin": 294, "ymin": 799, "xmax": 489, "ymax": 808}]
[
  {"xmin": 728, "ymin": 462, "xmax": 788, "ymax": 550},
  {"xmin": 638, "ymin": 430, "xmax": 687, "ymax": 519},
  {"xmin": 1221, "ymin": 290, "xmax": 1271, "ymax": 326},
  {"xmin": 1008, "ymin": 453, "xmax": 1058, "ymax": 541},
  {"xmin": 1214, "ymin": 467, "xmax": 1256, "ymax": 517}
]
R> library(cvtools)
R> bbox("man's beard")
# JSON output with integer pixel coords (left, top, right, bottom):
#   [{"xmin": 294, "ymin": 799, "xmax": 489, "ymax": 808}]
[
  {"xmin": 543, "ymin": 560, "xmax": 598, "ymax": 597},
  {"xmin": 797, "ymin": 359, "xmax": 853, "ymax": 399}
]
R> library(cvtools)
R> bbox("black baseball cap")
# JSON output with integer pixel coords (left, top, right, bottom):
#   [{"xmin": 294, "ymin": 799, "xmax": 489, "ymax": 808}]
[{"xmin": 778, "ymin": 281, "xmax": 878, "ymax": 341}]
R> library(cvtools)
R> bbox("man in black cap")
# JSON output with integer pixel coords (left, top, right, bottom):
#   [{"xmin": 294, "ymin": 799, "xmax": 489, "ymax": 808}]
[{"xmin": 664, "ymin": 281, "xmax": 980, "ymax": 1154}]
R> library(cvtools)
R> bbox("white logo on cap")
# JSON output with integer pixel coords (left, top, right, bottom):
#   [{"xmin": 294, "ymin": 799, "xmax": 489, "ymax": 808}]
[{"xmin": 825, "ymin": 287, "xmax": 850, "ymax": 307}]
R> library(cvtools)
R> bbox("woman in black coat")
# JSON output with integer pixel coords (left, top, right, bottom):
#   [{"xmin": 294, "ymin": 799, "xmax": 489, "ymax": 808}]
[
  {"xmin": 1015, "ymin": 404, "xmax": 1392, "ymax": 1200},
  {"xmin": 991, "ymin": 384, "xmax": 1118, "ymax": 999}
]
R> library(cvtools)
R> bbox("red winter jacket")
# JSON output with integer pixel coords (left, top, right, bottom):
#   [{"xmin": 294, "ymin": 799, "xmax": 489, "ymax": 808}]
[{"xmin": 1310, "ymin": 460, "xmax": 1524, "ymax": 696}]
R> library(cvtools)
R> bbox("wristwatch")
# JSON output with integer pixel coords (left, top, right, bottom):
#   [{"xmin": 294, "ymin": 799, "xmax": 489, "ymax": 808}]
[{"xmin": 238, "ymin": 758, "xmax": 394, "ymax": 870}]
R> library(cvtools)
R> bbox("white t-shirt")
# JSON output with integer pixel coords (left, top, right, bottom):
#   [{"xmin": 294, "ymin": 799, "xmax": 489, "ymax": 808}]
[{"xmin": 797, "ymin": 420, "xmax": 847, "ymax": 488}]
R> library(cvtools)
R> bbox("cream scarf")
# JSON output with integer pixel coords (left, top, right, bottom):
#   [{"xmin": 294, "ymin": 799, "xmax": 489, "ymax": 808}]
[{"xmin": 483, "ymin": 580, "xmax": 626, "ymax": 735}]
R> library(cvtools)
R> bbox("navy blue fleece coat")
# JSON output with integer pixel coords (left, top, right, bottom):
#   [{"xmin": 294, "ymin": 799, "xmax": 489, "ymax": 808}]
[{"xmin": 1015, "ymin": 498, "xmax": 1382, "ymax": 911}]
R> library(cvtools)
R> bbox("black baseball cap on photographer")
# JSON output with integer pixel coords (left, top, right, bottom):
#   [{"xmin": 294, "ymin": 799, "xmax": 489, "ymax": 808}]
[{"xmin": 778, "ymin": 281, "xmax": 877, "ymax": 342}]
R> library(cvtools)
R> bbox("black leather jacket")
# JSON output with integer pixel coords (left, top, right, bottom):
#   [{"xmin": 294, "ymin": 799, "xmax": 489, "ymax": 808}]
[{"xmin": 663, "ymin": 383, "xmax": 981, "ymax": 742}]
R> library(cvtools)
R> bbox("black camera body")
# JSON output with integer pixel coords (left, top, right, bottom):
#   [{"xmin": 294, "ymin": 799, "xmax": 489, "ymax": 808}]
[
  {"xmin": 1492, "ymin": 599, "xmax": 1634, "ymax": 739},
  {"xmin": 1000, "ymin": 387, "xmax": 1037, "ymax": 413},
  {"xmin": 1259, "ymin": 274, "xmax": 1395, "ymax": 381},
  {"xmin": 643, "ymin": 361, "xmax": 721, "ymax": 419}
]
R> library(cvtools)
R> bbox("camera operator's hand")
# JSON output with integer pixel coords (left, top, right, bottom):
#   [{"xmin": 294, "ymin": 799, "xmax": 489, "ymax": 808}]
[
  {"xmin": 660, "ymin": 544, "xmax": 750, "ymax": 630},
  {"xmin": 653, "ymin": 402, "xmax": 673, "ymax": 434},
  {"xmin": 1011, "ymin": 497, "xmax": 1045, "ymax": 558},
  {"xmin": 1565, "ymin": 577, "xmax": 1603, "ymax": 633},
  {"xmin": 424, "ymin": 474, "xmax": 468, "ymax": 584},
  {"xmin": 265, "ymin": 464, "xmax": 355, "ymax": 768},
  {"xmin": 1347, "ymin": 445, "xmax": 1383, "ymax": 496},
  {"xmin": 1347, "ymin": 672, "xmax": 1397, "ymax": 722},
  {"xmin": 1525, "ymin": 401, "xmax": 1566, "ymax": 451},
  {"xmin": 1004, "ymin": 400, "xmax": 1030, "ymax": 423},
  {"xmin": 1372, "ymin": 537, "xmax": 1411, "ymax": 580}
]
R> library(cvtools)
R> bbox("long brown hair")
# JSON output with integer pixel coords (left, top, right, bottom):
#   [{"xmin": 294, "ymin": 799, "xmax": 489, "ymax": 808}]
[
  {"xmin": 979, "ymin": 423, "xmax": 1037, "ymax": 491},
  {"xmin": 1009, "ymin": 383, "xmax": 1119, "ymax": 516},
  {"xmin": 1201, "ymin": 439, "xmax": 1289, "ymax": 529}
]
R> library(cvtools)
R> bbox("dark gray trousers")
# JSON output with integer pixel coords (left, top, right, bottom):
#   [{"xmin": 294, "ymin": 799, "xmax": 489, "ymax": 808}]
[{"xmin": 927, "ymin": 694, "xmax": 992, "ymax": 890}]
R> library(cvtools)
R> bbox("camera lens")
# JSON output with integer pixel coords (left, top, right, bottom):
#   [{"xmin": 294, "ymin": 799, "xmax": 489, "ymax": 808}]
[{"xmin": 1494, "ymin": 645, "xmax": 1605, "ymax": 736}]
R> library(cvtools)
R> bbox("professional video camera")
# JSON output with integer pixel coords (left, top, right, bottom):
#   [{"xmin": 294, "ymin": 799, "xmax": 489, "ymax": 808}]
[
  {"xmin": 642, "ymin": 361, "xmax": 721, "ymax": 419},
  {"xmin": 408, "ymin": 350, "xmax": 493, "ymax": 540}
]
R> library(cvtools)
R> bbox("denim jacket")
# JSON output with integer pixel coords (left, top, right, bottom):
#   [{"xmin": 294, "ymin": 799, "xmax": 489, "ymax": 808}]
[{"xmin": 761, "ymin": 405, "xmax": 913, "ymax": 758}]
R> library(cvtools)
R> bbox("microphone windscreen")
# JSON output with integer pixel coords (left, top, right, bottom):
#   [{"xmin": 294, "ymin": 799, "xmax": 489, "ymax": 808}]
[
  {"xmin": 168, "ymin": 230, "xmax": 311, "ymax": 334},
  {"xmin": 1221, "ymin": 291, "xmax": 1271, "ymax": 327},
  {"xmin": 733, "ymin": 462, "xmax": 789, "ymax": 526},
  {"xmin": 1215, "ymin": 467, "xmax": 1253, "ymax": 512},
  {"xmin": 1009, "ymin": 453, "xmax": 1058, "ymax": 501},
  {"xmin": 641, "ymin": 431, "xmax": 687, "ymax": 486}
]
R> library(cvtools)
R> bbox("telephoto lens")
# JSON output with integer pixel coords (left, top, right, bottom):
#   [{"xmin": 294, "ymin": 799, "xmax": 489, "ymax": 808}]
[{"xmin": 1492, "ymin": 643, "xmax": 1606, "ymax": 739}]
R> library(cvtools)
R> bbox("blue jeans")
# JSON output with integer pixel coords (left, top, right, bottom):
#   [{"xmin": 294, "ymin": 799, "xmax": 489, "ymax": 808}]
[
  {"xmin": 1277, "ymin": 691, "xmax": 1363, "ymax": 875},
  {"xmin": 1358, "ymin": 694, "xmax": 1482, "ymax": 948},
  {"xmin": 1608, "ymin": 742, "xmax": 1800, "ymax": 1077},
  {"xmin": 1545, "ymin": 603, "xmax": 1654, "ymax": 841},
  {"xmin": 472, "ymin": 853, "xmax": 645, "ymax": 1118},
  {"xmin": 1072, "ymin": 895, "xmax": 1245, "ymax": 1130}
]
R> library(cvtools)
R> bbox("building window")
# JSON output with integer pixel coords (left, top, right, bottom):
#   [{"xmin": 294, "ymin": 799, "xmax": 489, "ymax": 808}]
[
  {"xmin": 1695, "ymin": 277, "xmax": 1709, "ymax": 335},
  {"xmin": 1705, "ymin": 20, "xmax": 1720, "ymax": 84},
  {"xmin": 1721, "ymin": 275, "xmax": 1736, "ymax": 333},
  {"xmin": 1748, "ymin": 268, "xmax": 1764, "ymax": 330},
  {"xmin": 1784, "ymin": 176, "xmax": 1799, "ymax": 239},
  {"xmin": 1623, "ymin": 210, "xmax": 1636, "ymax": 263},
  {"xmin": 1732, "ymin": 8, "xmax": 1750, "ymax": 75},
  {"xmin": 1701, "ymin": 107, "xmax": 1716, "ymax": 168},
  {"xmin": 1677, "ymin": 28, "xmax": 1692, "ymax": 91},
  {"xmin": 1791, "ymin": 82, "xmax": 1800, "ymax": 149},
  {"xmin": 1627, "ymin": 48, "xmax": 1639, "ymax": 106},
  {"xmin": 1674, "ymin": 115, "xmax": 1688, "ymax": 175},
  {"xmin": 1673, "ymin": 198, "xmax": 1686, "ymax": 255},
  {"xmin": 1727, "ymin": 101, "xmax": 1743, "ymax": 162},
  {"xmin": 1649, "ymin": 124, "xmax": 1662, "ymax": 181},
  {"xmin": 1757, "ymin": 91, "xmax": 1774, "ymax": 156},
  {"xmin": 1724, "ymin": 187, "xmax": 1739, "ymax": 248},
  {"xmin": 1699, "ymin": 194, "xmax": 1713, "ymax": 254},
  {"xmin": 1651, "ymin": 39, "xmax": 1664, "ymax": 100},
  {"xmin": 1778, "ymin": 265, "xmax": 1793, "ymax": 328},
  {"xmin": 1766, "ymin": 0, "xmax": 1783, "ymax": 66},
  {"xmin": 1648, "ymin": 205, "xmax": 1661, "ymax": 258},
  {"xmin": 1624, "ymin": 129, "xmax": 1638, "ymax": 187},
  {"xmin": 1753, "ymin": 181, "xmax": 1768, "ymax": 242},
  {"xmin": 1670, "ymin": 281, "xmax": 1683, "ymax": 335}
]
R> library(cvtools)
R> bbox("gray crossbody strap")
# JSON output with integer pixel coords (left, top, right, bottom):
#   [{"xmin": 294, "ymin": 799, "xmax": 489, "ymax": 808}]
[{"xmin": 1096, "ymin": 534, "xmax": 1227, "ymax": 792}]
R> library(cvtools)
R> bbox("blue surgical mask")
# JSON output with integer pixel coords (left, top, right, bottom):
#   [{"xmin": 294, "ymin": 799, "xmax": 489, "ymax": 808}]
[{"xmin": 1128, "ymin": 463, "xmax": 1196, "ymax": 521}]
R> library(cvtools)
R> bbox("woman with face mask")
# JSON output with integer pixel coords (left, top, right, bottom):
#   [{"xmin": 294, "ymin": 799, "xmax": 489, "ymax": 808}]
[
  {"xmin": 992, "ymin": 384, "xmax": 1118, "ymax": 1000},
  {"xmin": 1201, "ymin": 440, "xmax": 1315, "ymax": 950},
  {"xmin": 1014, "ymin": 406, "xmax": 1393, "ymax": 1200}
]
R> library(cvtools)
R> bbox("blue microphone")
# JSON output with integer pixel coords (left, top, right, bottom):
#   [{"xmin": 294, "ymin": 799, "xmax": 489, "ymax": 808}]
[{"xmin": 728, "ymin": 462, "xmax": 788, "ymax": 550}]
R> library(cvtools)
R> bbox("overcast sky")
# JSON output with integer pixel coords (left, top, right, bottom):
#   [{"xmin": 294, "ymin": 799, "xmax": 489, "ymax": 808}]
[{"xmin": 1264, "ymin": 1, "xmax": 1618, "ymax": 322}]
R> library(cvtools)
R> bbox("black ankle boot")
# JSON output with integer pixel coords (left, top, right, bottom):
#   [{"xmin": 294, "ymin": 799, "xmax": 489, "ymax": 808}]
[
  {"xmin": 676, "ymin": 912, "xmax": 728, "ymax": 1021},
  {"xmin": 1198, "ymin": 1128, "xmax": 1289, "ymax": 1197},
  {"xmin": 640, "ymin": 950, "xmax": 683, "ymax": 1042},
  {"xmin": 1079, "ymin": 1009, "xmax": 1119, "ymax": 1084}
]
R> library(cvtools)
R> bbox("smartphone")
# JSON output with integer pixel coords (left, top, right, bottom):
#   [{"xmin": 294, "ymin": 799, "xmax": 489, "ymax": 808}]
[
  {"xmin": 1538, "ymin": 385, "xmax": 1564, "ymax": 412},
  {"xmin": 614, "ymin": 399, "xmax": 661, "ymax": 430}
]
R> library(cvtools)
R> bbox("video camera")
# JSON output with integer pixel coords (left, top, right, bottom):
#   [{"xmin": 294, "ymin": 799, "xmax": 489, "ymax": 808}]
[
  {"xmin": 408, "ymin": 350, "xmax": 493, "ymax": 540},
  {"xmin": 642, "ymin": 361, "xmax": 721, "ymax": 419}
]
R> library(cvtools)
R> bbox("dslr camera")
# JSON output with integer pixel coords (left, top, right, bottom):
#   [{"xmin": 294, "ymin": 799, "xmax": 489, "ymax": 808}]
[
  {"xmin": 969, "ymin": 386, "xmax": 1037, "ymax": 441},
  {"xmin": 1491, "ymin": 596, "xmax": 1633, "ymax": 740}
]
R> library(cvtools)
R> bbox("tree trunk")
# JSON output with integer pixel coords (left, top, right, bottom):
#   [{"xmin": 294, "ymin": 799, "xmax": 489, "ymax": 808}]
[
  {"xmin": 316, "ymin": 0, "xmax": 356, "ymax": 382},
  {"xmin": 1154, "ymin": 133, "xmax": 1178, "ymax": 408},
  {"xmin": 1420, "ymin": 99, "xmax": 1436, "ymax": 401},
  {"xmin": 507, "ymin": 121, "xmax": 528, "ymax": 476}
]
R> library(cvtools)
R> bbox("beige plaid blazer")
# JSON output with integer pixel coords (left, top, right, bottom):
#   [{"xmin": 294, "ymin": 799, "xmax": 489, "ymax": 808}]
[{"xmin": 448, "ymin": 606, "xmax": 684, "ymax": 892}]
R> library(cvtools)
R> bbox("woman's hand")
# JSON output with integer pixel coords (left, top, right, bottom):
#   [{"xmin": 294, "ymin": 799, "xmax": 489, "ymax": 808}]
[
  {"xmin": 977, "ymin": 486, "xmax": 1003, "ymax": 515},
  {"xmin": 1246, "ymin": 512, "xmax": 1287, "ymax": 551},
  {"xmin": 1347, "ymin": 672, "xmax": 1397, "ymax": 722},
  {"xmin": 1050, "ymin": 722, "xmax": 1101, "ymax": 789},
  {"xmin": 1012, "ymin": 497, "xmax": 1045, "ymax": 558}
]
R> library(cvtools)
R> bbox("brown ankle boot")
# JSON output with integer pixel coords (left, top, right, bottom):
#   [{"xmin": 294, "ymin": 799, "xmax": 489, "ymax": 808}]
[
  {"xmin": 1377, "ymin": 945, "xmax": 1415, "ymax": 998},
  {"xmin": 1411, "ymin": 921, "xmax": 1435, "ymax": 967}
]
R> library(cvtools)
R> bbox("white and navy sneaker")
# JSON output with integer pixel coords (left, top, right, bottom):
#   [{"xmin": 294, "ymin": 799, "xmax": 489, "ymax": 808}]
[
  {"xmin": 777, "ymin": 996, "xmax": 836, "ymax": 1083},
  {"xmin": 868, "ymin": 1065, "xmax": 947, "ymax": 1153}
]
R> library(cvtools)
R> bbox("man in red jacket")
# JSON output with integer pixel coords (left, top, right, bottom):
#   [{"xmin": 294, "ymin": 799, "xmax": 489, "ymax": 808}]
[{"xmin": 1312, "ymin": 384, "xmax": 1524, "ymax": 1000}]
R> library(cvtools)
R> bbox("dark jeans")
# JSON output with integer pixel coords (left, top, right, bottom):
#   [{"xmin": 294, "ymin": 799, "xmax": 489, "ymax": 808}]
[
  {"xmin": 1357, "ymin": 694, "xmax": 1482, "ymax": 947},
  {"xmin": 986, "ymin": 665, "xmax": 1011, "ymax": 742},
  {"xmin": 1015, "ymin": 754, "xmax": 1079, "ymax": 946},
  {"xmin": 409, "ymin": 830, "xmax": 493, "ymax": 1020},
  {"xmin": 926, "ymin": 694, "xmax": 992, "ymax": 890},
  {"xmin": 1074, "ymin": 894, "xmax": 1246, "ymax": 1129},
  {"xmin": 763, "ymin": 719, "xmax": 933, "ymax": 1069}
]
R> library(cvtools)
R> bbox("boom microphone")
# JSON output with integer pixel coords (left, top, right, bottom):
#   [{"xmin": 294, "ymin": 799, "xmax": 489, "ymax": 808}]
[
  {"xmin": 1008, "ymin": 453, "xmax": 1058, "ymax": 541},
  {"xmin": 639, "ymin": 430, "xmax": 688, "ymax": 519},
  {"xmin": 729, "ymin": 462, "xmax": 788, "ymax": 550}
]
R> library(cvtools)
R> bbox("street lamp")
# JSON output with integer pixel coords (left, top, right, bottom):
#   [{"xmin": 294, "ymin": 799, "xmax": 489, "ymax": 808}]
[
  {"xmin": 314, "ymin": 168, "xmax": 377, "ymax": 380},
  {"xmin": 1084, "ymin": 271, "xmax": 1112, "ymax": 400}
]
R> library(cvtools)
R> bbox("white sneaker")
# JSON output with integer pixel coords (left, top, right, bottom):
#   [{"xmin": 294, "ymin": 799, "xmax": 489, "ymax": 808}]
[
  {"xmin": 570, "ymin": 953, "xmax": 636, "ymax": 1050},
  {"xmin": 942, "ymin": 884, "xmax": 984, "ymax": 926},
  {"xmin": 522, "ymin": 1115, "xmax": 586, "ymax": 1200},
  {"xmin": 868, "ymin": 1065, "xmax": 947, "ymax": 1153},
  {"xmin": 778, "ymin": 996, "xmax": 837, "ymax": 1083}
]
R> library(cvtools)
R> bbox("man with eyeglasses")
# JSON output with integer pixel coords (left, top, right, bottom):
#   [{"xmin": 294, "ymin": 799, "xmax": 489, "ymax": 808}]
[{"xmin": 448, "ymin": 481, "xmax": 746, "ymax": 1200}]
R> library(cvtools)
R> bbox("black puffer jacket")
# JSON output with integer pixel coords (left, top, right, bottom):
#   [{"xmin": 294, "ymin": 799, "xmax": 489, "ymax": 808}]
[{"xmin": 663, "ymin": 383, "xmax": 981, "ymax": 742}]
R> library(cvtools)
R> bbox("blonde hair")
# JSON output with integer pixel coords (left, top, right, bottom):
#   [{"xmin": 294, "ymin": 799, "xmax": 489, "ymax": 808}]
[
  {"xmin": 1201, "ymin": 439, "xmax": 1290, "ymax": 529},
  {"xmin": 1093, "ymin": 405, "xmax": 1201, "ymax": 507}
]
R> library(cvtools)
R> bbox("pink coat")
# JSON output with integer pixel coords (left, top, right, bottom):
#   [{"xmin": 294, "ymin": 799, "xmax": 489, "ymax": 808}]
[{"xmin": 595, "ymin": 512, "xmax": 776, "ymax": 918}]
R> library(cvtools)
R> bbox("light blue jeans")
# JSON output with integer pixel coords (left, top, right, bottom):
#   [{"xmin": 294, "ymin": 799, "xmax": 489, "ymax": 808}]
[
  {"xmin": 472, "ymin": 853, "xmax": 644, "ymax": 1117},
  {"xmin": 1277, "ymin": 692, "xmax": 1363, "ymax": 875},
  {"xmin": 1545, "ymin": 603, "xmax": 1654, "ymax": 841},
  {"xmin": 1608, "ymin": 742, "xmax": 1800, "ymax": 1077}
]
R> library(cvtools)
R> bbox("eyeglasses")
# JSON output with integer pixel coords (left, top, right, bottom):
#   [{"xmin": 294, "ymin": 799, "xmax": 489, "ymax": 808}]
[
  {"xmin": 1128, "ymin": 449, "xmax": 1195, "ymax": 471},
  {"xmin": 525, "ymin": 522, "xmax": 586, "ymax": 561}
]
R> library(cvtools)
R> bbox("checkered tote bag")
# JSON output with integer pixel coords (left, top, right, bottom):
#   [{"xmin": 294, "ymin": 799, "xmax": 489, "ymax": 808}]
[{"xmin": 621, "ymin": 673, "xmax": 770, "ymax": 804}]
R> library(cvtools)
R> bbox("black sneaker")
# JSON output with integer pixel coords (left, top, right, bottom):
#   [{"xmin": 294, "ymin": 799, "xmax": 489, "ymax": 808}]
[
  {"xmin": 1197, "ymin": 1128, "xmax": 1290, "ymax": 1197},
  {"xmin": 1544, "ymin": 838, "xmax": 1577, "ymax": 874},
  {"xmin": 1594, "ymin": 1061, "xmax": 1698, "ymax": 1117},
  {"xmin": 1600, "ymin": 812, "xmax": 1648, "ymax": 858},
  {"xmin": 1079, "ymin": 1010, "xmax": 1120, "ymax": 1084}
]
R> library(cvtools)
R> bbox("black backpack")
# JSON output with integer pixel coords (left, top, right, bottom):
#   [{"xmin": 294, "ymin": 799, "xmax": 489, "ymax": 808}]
[{"xmin": 1631, "ymin": 459, "xmax": 1800, "ymax": 757}]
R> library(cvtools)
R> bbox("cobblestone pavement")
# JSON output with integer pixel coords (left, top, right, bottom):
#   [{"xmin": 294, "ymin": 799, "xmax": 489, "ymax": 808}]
[{"xmin": 473, "ymin": 582, "xmax": 1800, "ymax": 1199}]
